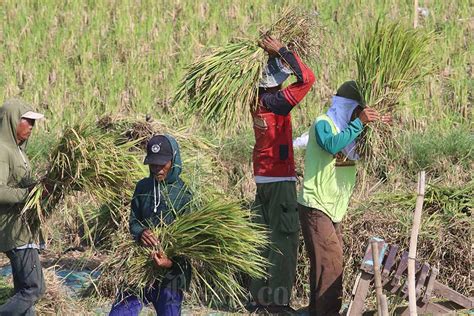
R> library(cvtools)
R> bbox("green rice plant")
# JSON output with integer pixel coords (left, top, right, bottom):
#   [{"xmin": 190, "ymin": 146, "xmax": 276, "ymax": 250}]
[
  {"xmin": 354, "ymin": 20, "xmax": 434, "ymax": 164},
  {"xmin": 22, "ymin": 122, "xmax": 146, "ymax": 231},
  {"xmin": 92, "ymin": 199, "xmax": 269, "ymax": 307},
  {"xmin": 395, "ymin": 127, "xmax": 474, "ymax": 177},
  {"xmin": 0, "ymin": 277, "xmax": 13, "ymax": 305},
  {"xmin": 174, "ymin": 7, "xmax": 318, "ymax": 132}
]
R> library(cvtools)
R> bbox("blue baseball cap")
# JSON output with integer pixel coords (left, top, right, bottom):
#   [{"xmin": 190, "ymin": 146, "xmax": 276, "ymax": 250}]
[{"xmin": 144, "ymin": 135, "xmax": 173, "ymax": 165}]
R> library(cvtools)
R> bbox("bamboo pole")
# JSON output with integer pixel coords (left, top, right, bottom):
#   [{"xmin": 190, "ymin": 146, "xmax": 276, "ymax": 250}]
[
  {"xmin": 380, "ymin": 295, "xmax": 389, "ymax": 316},
  {"xmin": 371, "ymin": 241, "xmax": 389, "ymax": 316},
  {"xmin": 408, "ymin": 171, "xmax": 426, "ymax": 316},
  {"xmin": 414, "ymin": 0, "xmax": 419, "ymax": 28}
]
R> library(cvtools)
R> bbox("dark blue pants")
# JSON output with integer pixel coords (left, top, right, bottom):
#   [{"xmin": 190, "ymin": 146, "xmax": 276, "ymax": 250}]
[
  {"xmin": 0, "ymin": 248, "xmax": 45, "ymax": 316},
  {"xmin": 109, "ymin": 286, "xmax": 183, "ymax": 316}
]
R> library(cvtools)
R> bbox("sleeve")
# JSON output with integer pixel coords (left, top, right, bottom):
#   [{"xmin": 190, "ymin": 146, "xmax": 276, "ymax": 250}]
[
  {"xmin": 260, "ymin": 47, "xmax": 316, "ymax": 116},
  {"xmin": 0, "ymin": 153, "xmax": 29, "ymax": 205},
  {"xmin": 129, "ymin": 184, "xmax": 145, "ymax": 242},
  {"xmin": 315, "ymin": 118, "xmax": 364, "ymax": 155}
]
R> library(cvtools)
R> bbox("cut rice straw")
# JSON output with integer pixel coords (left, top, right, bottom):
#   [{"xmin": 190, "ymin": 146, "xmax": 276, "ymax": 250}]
[
  {"xmin": 354, "ymin": 20, "xmax": 434, "ymax": 165},
  {"xmin": 174, "ymin": 7, "xmax": 319, "ymax": 132},
  {"xmin": 22, "ymin": 122, "xmax": 146, "ymax": 233},
  {"xmin": 92, "ymin": 199, "xmax": 269, "ymax": 307}
]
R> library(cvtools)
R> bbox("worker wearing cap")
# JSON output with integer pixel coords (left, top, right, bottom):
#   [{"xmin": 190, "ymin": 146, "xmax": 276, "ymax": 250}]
[
  {"xmin": 109, "ymin": 134, "xmax": 192, "ymax": 316},
  {"xmin": 297, "ymin": 81, "xmax": 389, "ymax": 315},
  {"xmin": 249, "ymin": 35, "xmax": 315, "ymax": 313},
  {"xmin": 0, "ymin": 98, "xmax": 46, "ymax": 315}
]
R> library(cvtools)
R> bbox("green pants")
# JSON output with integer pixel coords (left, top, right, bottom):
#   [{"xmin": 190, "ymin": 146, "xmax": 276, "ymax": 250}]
[{"xmin": 249, "ymin": 181, "xmax": 300, "ymax": 306}]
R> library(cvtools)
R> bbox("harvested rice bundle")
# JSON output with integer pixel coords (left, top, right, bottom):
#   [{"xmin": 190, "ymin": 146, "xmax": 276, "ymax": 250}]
[
  {"xmin": 94, "ymin": 200, "xmax": 269, "ymax": 306},
  {"xmin": 174, "ymin": 7, "xmax": 318, "ymax": 130},
  {"xmin": 354, "ymin": 20, "xmax": 433, "ymax": 163},
  {"xmin": 22, "ymin": 122, "xmax": 146, "ymax": 228}
]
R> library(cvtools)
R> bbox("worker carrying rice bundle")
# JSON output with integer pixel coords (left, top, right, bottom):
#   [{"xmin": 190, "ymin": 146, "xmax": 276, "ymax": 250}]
[
  {"xmin": 298, "ymin": 81, "xmax": 391, "ymax": 316},
  {"xmin": 248, "ymin": 35, "xmax": 315, "ymax": 314},
  {"xmin": 109, "ymin": 134, "xmax": 192, "ymax": 316}
]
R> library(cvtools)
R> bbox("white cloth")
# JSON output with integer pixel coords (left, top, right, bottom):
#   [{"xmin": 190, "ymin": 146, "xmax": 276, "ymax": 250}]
[
  {"xmin": 293, "ymin": 131, "xmax": 309, "ymax": 148},
  {"xmin": 254, "ymin": 176, "xmax": 297, "ymax": 184},
  {"xmin": 326, "ymin": 96, "xmax": 360, "ymax": 160},
  {"xmin": 16, "ymin": 243, "xmax": 45, "ymax": 250}
]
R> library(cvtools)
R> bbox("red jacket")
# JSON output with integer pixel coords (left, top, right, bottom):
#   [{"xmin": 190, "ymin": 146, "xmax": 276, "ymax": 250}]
[{"xmin": 252, "ymin": 48, "xmax": 315, "ymax": 178}]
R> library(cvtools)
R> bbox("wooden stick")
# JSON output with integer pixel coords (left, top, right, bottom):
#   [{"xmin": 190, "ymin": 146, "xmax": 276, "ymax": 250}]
[
  {"xmin": 408, "ymin": 171, "xmax": 426, "ymax": 316},
  {"xmin": 414, "ymin": 0, "xmax": 419, "ymax": 28},
  {"xmin": 371, "ymin": 241, "xmax": 388, "ymax": 316}
]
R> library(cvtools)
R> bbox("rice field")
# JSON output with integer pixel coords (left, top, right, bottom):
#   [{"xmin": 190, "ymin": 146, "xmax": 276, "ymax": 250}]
[{"xmin": 0, "ymin": 0, "xmax": 472, "ymax": 314}]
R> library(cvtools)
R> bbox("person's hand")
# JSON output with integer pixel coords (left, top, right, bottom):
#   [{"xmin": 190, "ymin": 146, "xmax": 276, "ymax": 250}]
[
  {"xmin": 151, "ymin": 251, "xmax": 173, "ymax": 269},
  {"xmin": 140, "ymin": 229, "xmax": 159, "ymax": 247},
  {"xmin": 358, "ymin": 107, "xmax": 380, "ymax": 125},
  {"xmin": 259, "ymin": 35, "xmax": 285, "ymax": 56},
  {"xmin": 380, "ymin": 114, "xmax": 393, "ymax": 125}
]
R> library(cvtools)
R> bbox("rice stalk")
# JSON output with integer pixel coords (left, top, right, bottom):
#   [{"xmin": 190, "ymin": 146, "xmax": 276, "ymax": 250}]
[
  {"xmin": 174, "ymin": 7, "xmax": 319, "ymax": 131},
  {"xmin": 92, "ymin": 199, "xmax": 269, "ymax": 307},
  {"xmin": 265, "ymin": 7, "xmax": 319, "ymax": 59},
  {"xmin": 22, "ymin": 122, "xmax": 146, "ymax": 235},
  {"xmin": 354, "ymin": 20, "xmax": 434, "ymax": 165}
]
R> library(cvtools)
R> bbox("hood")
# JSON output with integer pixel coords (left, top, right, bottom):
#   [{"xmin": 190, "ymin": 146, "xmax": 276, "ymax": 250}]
[
  {"xmin": 336, "ymin": 80, "xmax": 365, "ymax": 107},
  {"xmin": 164, "ymin": 134, "xmax": 183, "ymax": 183},
  {"xmin": 0, "ymin": 98, "xmax": 34, "ymax": 149}
]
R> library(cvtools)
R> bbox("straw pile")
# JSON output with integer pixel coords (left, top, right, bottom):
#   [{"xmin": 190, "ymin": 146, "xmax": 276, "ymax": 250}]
[
  {"xmin": 36, "ymin": 267, "xmax": 86, "ymax": 315},
  {"xmin": 92, "ymin": 199, "xmax": 269, "ymax": 306},
  {"xmin": 0, "ymin": 267, "xmax": 84, "ymax": 315},
  {"xmin": 96, "ymin": 114, "xmax": 229, "ymax": 200},
  {"xmin": 174, "ymin": 7, "xmax": 318, "ymax": 131},
  {"xmin": 354, "ymin": 20, "xmax": 433, "ymax": 164},
  {"xmin": 0, "ymin": 277, "xmax": 11, "ymax": 305}
]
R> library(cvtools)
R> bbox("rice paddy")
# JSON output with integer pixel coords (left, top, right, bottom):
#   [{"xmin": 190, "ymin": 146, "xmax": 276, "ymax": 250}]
[{"xmin": 0, "ymin": 0, "xmax": 472, "ymax": 314}]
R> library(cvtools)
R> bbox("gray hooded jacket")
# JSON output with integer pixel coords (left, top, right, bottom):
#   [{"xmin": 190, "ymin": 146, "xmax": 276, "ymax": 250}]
[{"xmin": 0, "ymin": 98, "xmax": 40, "ymax": 252}]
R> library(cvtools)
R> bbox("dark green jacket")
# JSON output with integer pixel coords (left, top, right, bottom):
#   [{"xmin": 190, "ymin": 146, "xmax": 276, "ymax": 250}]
[
  {"xmin": 0, "ymin": 99, "xmax": 39, "ymax": 252},
  {"xmin": 129, "ymin": 134, "xmax": 192, "ymax": 290}
]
